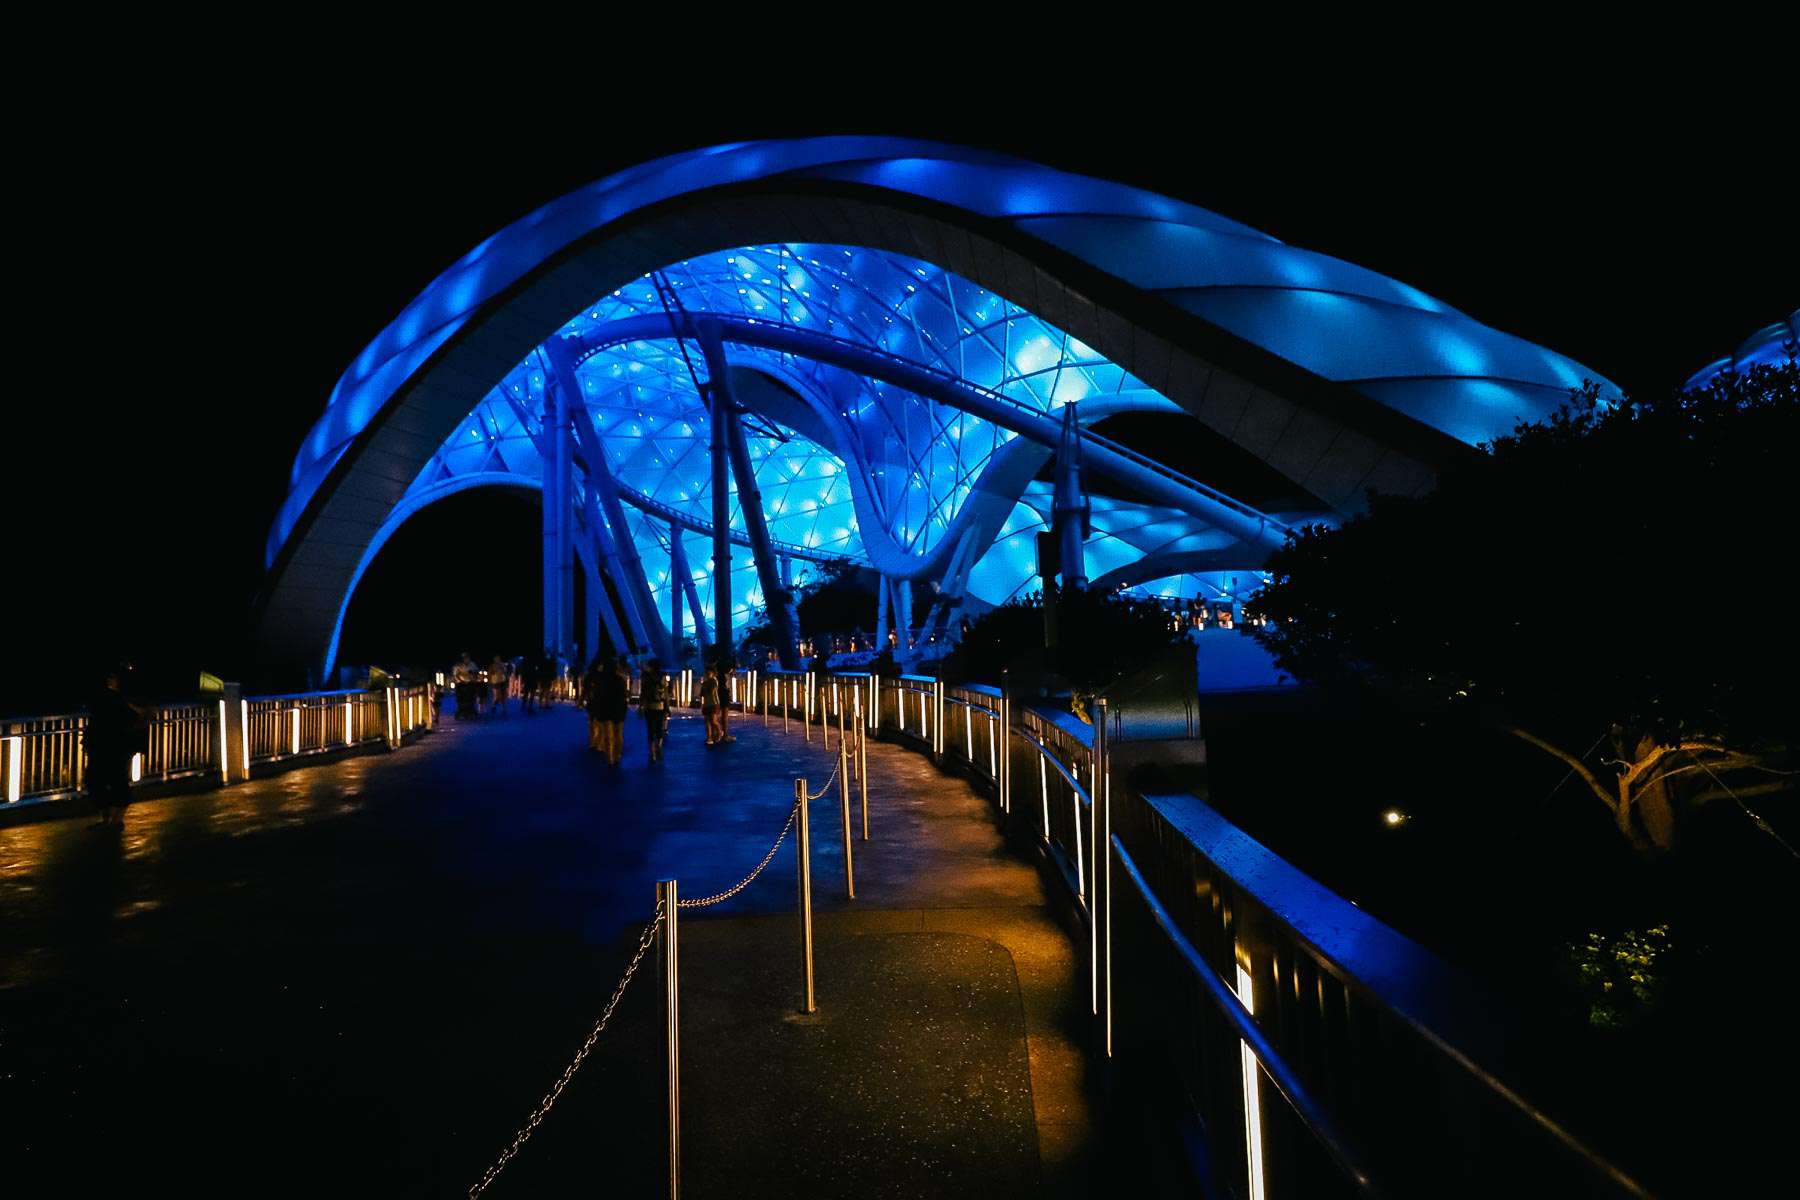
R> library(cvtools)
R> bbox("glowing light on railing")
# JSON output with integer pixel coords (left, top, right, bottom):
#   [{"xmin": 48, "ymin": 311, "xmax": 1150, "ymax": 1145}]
[
  {"xmin": 290, "ymin": 707, "xmax": 301, "ymax": 756},
  {"xmin": 240, "ymin": 701, "xmax": 250, "ymax": 774},
  {"xmin": 1103, "ymin": 769, "xmax": 1112, "ymax": 1056},
  {"xmin": 344, "ymin": 700, "xmax": 354, "ymax": 745},
  {"xmin": 1236, "ymin": 960, "xmax": 1267, "ymax": 1200},
  {"xmin": 3, "ymin": 735, "xmax": 21, "ymax": 803},
  {"xmin": 1072, "ymin": 779, "xmax": 1085, "ymax": 899},
  {"xmin": 987, "ymin": 714, "xmax": 997, "ymax": 778},
  {"xmin": 1039, "ymin": 754, "xmax": 1050, "ymax": 841},
  {"xmin": 1382, "ymin": 808, "xmax": 1408, "ymax": 827},
  {"xmin": 218, "ymin": 701, "xmax": 229, "ymax": 779},
  {"xmin": 130, "ymin": 752, "xmax": 143, "ymax": 783}
]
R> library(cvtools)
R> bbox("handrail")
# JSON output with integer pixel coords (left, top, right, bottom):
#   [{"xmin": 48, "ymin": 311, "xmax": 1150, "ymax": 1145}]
[
  {"xmin": 942, "ymin": 692, "xmax": 999, "ymax": 720},
  {"xmin": 1014, "ymin": 726, "xmax": 1091, "ymax": 806},
  {"xmin": 1112, "ymin": 835, "xmax": 1381, "ymax": 1196}
]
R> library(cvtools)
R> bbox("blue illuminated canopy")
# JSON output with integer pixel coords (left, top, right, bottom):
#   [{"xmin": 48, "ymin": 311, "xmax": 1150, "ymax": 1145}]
[{"xmin": 262, "ymin": 138, "xmax": 1619, "ymax": 678}]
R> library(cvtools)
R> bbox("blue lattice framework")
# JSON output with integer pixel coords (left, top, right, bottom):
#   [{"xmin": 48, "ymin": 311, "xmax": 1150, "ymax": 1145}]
[{"xmin": 262, "ymin": 138, "xmax": 1617, "ymax": 680}]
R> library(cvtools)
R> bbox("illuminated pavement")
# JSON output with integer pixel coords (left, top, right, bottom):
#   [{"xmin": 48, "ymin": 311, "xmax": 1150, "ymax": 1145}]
[{"xmin": 0, "ymin": 704, "xmax": 1095, "ymax": 1196}]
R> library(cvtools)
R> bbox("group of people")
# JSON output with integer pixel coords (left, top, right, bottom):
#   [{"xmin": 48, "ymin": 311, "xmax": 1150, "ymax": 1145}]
[
  {"xmin": 450, "ymin": 650, "xmax": 568, "ymax": 719},
  {"xmin": 581, "ymin": 657, "xmax": 735, "ymax": 766}
]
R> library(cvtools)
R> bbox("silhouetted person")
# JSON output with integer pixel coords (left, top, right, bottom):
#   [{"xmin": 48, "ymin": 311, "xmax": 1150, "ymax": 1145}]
[
  {"xmin": 86, "ymin": 664, "xmax": 145, "ymax": 828},
  {"xmin": 701, "ymin": 663, "xmax": 733, "ymax": 746},
  {"xmin": 639, "ymin": 658, "xmax": 669, "ymax": 763},
  {"xmin": 583, "ymin": 657, "xmax": 608, "ymax": 751}
]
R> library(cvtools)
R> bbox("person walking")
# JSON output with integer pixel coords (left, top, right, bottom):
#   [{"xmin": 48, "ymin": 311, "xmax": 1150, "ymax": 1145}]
[
  {"xmin": 596, "ymin": 656, "xmax": 629, "ymax": 765},
  {"xmin": 583, "ymin": 657, "xmax": 608, "ymax": 752},
  {"xmin": 700, "ymin": 662, "xmax": 733, "ymax": 747},
  {"xmin": 85, "ymin": 663, "xmax": 146, "ymax": 828},
  {"xmin": 639, "ymin": 658, "xmax": 669, "ymax": 763}
]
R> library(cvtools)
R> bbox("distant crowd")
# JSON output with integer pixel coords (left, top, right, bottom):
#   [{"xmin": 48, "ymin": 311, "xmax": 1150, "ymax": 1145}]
[{"xmin": 447, "ymin": 650, "xmax": 737, "ymax": 767}]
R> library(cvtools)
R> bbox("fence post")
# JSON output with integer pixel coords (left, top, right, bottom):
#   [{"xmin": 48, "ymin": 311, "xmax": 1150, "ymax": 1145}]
[
  {"xmin": 838, "ymin": 723, "xmax": 855, "ymax": 900},
  {"xmin": 999, "ymin": 669, "xmax": 1012, "ymax": 824},
  {"xmin": 1096, "ymin": 696, "xmax": 1113, "ymax": 1058},
  {"xmin": 855, "ymin": 686, "xmax": 868, "ymax": 841},
  {"xmin": 657, "ymin": 878, "xmax": 681, "ymax": 1199},
  {"xmin": 220, "ymin": 683, "xmax": 247, "ymax": 783},
  {"xmin": 795, "ymin": 779, "xmax": 816, "ymax": 1014}
]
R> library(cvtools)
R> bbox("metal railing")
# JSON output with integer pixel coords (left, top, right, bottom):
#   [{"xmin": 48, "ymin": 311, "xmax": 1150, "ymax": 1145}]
[
  {"xmin": 3, "ymin": 702, "xmax": 221, "ymax": 803},
  {"xmin": 244, "ymin": 685, "xmax": 431, "ymax": 765},
  {"xmin": 2, "ymin": 684, "xmax": 435, "ymax": 807},
  {"xmin": 823, "ymin": 669, "xmax": 1649, "ymax": 1199}
]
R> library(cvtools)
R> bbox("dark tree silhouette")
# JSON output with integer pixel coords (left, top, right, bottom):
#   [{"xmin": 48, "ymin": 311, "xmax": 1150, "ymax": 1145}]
[
  {"xmin": 1248, "ymin": 357, "xmax": 1800, "ymax": 850},
  {"xmin": 946, "ymin": 588, "xmax": 1182, "ymax": 694}
]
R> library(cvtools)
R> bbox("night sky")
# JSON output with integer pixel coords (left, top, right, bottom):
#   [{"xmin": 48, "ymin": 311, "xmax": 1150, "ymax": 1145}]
[{"xmin": 8, "ymin": 80, "xmax": 1790, "ymax": 712}]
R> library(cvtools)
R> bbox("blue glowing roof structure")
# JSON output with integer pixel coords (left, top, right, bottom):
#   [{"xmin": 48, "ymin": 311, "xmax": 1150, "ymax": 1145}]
[
  {"xmin": 1685, "ymin": 308, "xmax": 1799, "ymax": 389},
  {"xmin": 261, "ymin": 138, "xmax": 1620, "ymax": 678}
]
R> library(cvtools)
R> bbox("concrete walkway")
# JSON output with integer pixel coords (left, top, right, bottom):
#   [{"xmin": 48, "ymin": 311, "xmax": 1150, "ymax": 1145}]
[{"xmin": 0, "ymin": 704, "xmax": 1096, "ymax": 1196}]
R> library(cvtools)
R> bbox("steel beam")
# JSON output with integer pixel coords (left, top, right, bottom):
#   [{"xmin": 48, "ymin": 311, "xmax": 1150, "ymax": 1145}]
[
  {"xmin": 545, "ymin": 337, "xmax": 673, "ymax": 662},
  {"xmin": 564, "ymin": 313, "xmax": 1291, "ymax": 556},
  {"xmin": 699, "ymin": 319, "xmax": 800, "ymax": 669}
]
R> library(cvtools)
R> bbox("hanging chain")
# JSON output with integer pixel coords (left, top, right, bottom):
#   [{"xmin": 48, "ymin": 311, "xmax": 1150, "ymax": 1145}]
[
  {"xmin": 806, "ymin": 760, "xmax": 841, "ymax": 801},
  {"xmin": 677, "ymin": 798, "xmax": 800, "ymax": 909},
  {"xmin": 470, "ymin": 766, "xmax": 838, "ymax": 1193},
  {"xmin": 468, "ymin": 905, "xmax": 665, "ymax": 1199}
]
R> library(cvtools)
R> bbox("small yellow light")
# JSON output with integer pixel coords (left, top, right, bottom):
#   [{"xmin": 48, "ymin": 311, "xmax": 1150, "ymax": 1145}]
[{"xmin": 1382, "ymin": 809, "xmax": 1407, "ymax": 827}]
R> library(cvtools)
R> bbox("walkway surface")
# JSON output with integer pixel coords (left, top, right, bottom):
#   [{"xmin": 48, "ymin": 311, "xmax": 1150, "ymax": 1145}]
[{"xmin": 0, "ymin": 704, "xmax": 1097, "ymax": 1196}]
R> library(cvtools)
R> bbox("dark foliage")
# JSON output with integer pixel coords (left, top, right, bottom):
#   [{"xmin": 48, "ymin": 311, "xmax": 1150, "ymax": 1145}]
[
  {"xmin": 1248, "ymin": 358, "xmax": 1800, "ymax": 846},
  {"xmin": 1250, "ymin": 358, "xmax": 1799, "ymax": 748},
  {"xmin": 793, "ymin": 559, "xmax": 879, "ymax": 637},
  {"xmin": 944, "ymin": 588, "xmax": 1183, "ymax": 692}
]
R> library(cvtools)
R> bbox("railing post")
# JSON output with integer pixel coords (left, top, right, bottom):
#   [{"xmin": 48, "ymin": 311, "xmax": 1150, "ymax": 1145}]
[
  {"xmin": 2, "ymin": 733, "xmax": 22, "ymax": 804},
  {"xmin": 657, "ymin": 878, "xmax": 681, "ymax": 1199},
  {"xmin": 1000, "ymin": 669, "xmax": 1012, "ymax": 823},
  {"xmin": 795, "ymin": 779, "xmax": 816, "ymax": 1014},
  {"xmin": 1096, "ymin": 696, "xmax": 1113, "ymax": 1059},
  {"xmin": 838, "ymin": 721, "xmax": 855, "ymax": 900},
  {"xmin": 803, "ymin": 672, "xmax": 812, "ymax": 744},
  {"xmin": 855, "ymin": 685, "xmax": 868, "ymax": 841},
  {"xmin": 220, "ymin": 683, "xmax": 246, "ymax": 784}
]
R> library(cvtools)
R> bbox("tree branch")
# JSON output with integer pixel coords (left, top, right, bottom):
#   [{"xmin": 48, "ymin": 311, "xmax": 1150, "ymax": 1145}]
[{"xmin": 1503, "ymin": 725, "xmax": 1616, "ymax": 816}]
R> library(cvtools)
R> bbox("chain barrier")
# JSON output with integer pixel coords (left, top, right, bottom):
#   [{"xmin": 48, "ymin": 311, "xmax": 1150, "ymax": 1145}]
[
  {"xmin": 470, "ymin": 732, "xmax": 848, "ymax": 1194},
  {"xmin": 676, "ymin": 798, "xmax": 801, "ymax": 909},
  {"xmin": 805, "ymin": 760, "xmax": 841, "ymax": 801},
  {"xmin": 469, "ymin": 904, "xmax": 665, "ymax": 1199}
]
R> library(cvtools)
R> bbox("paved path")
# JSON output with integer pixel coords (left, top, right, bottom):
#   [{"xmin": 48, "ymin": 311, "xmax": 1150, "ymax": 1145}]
[{"xmin": 0, "ymin": 705, "xmax": 1096, "ymax": 1196}]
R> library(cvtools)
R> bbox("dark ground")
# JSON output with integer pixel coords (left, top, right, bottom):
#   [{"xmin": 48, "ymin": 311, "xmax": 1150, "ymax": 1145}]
[{"xmin": 0, "ymin": 706, "xmax": 1096, "ymax": 1197}]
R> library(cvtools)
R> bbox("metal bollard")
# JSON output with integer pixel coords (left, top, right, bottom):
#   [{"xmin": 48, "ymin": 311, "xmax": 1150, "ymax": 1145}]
[
  {"xmin": 804, "ymin": 674, "xmax": 812, "ymax": 744},
  {"xmin": 838, "ymin": 721, "xmax": 855, "ymax": 899},
  {"xmin": 795, "ymin": 780, "xmax": 816, "ymax": 1013},
  {"xmin": 656, "ymin": 878, "xmax": 681, "ymax": 1200},
  {"xmin": 854, "ymin": 687, "xmax": 868, "ymax": 840}
]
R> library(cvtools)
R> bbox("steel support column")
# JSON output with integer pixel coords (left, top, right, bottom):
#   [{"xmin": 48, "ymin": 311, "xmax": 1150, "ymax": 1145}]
[
  {"xmin": 1053, "ymin": 402, "xmax": 1089, "ymax": 592},
  {"xmin": 669, "ymin": 522, "xmax": 685, "ymax": 664},
  {"xmin": 875, "ymin": 573, "xmax": 891, "ymax": 656},
  {"xmin": 699, "ymin": 319, "xmax": 800, "ymax": 669},
  {"xmin": 544, "ymin": 337, "xmax": 673, "ymax": 662},
  {"xmin": 578, "ymin": 486, "xmax": 633, "ymax": 658},
  {"xmin": 676, "ymin": 534, "xmax": 710, "ymax": 661},
  {"xmin": 541, "ymin": 391, "xmax": 575, "ymax": 659},
  {"xmin": 895, "ymin": 577, "xmax": 915, "ymax": 665},
  {"xmin": 703, "ymin": 328, "xmax": 732, "ymax": 664}
]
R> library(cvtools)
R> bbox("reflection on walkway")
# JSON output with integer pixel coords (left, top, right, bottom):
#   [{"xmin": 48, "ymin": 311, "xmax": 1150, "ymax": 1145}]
[{"xmin": 1, "ymin": 705, "xmax": 1095, "ymax": 1196}]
